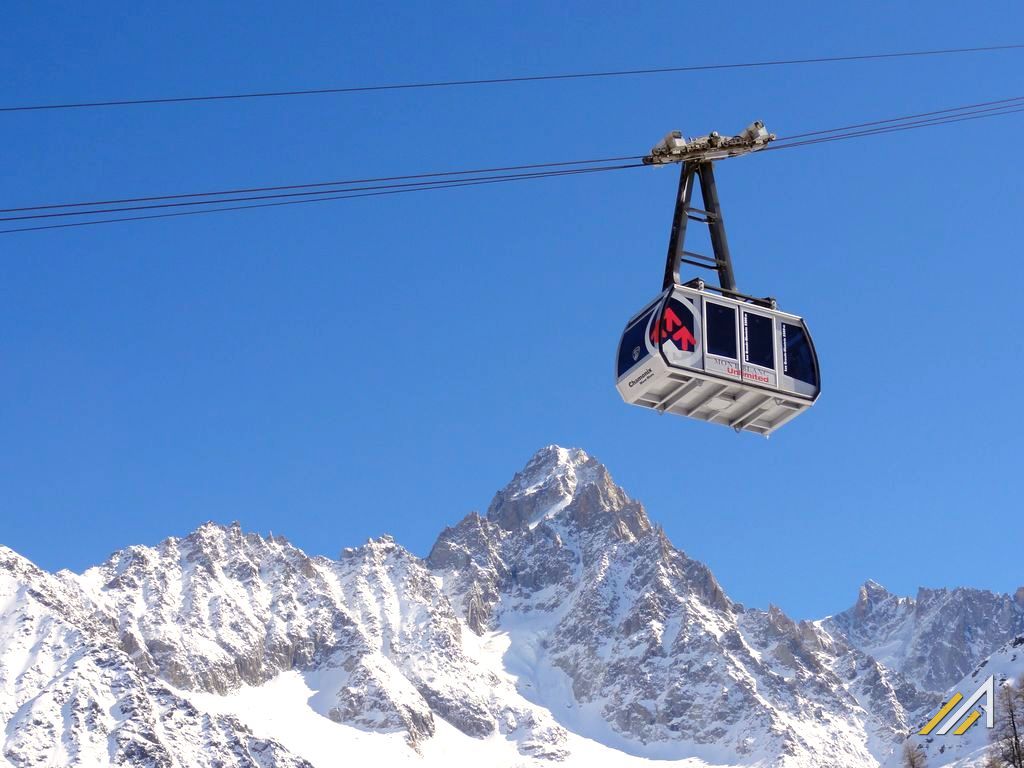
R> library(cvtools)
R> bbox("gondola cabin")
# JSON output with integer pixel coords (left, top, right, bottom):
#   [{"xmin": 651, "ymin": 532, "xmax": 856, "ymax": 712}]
[{"xmin": 616, "ymin": 282, "xmax": 819, "ymax": 436}]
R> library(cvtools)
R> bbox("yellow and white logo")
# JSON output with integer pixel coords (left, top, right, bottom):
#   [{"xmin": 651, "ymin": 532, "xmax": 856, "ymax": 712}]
[{"xmin": 919, "ymin": 676, "xmax": 995, "ymax": 736}]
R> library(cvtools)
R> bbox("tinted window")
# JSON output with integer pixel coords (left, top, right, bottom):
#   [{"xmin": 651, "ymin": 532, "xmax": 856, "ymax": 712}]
[
  {"xmin": 743, "ymin": 312, "xmax": 774, "ymax": 369},
  {"xmin": 706, "ymin": 303, "xmax": 737, "ymax": 359},
  {"xmin": 782, "ymin": 322, "xmax": 817, "ymax": 385},
  {"xmin": 617, "ymin": 308, "xmax": 655, "ymax": 377}
]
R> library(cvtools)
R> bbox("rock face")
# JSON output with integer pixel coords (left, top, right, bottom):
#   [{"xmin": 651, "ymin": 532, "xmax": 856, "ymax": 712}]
[
  {"xmin": 0, "ymin": 545, "xmax": 313, "ymax": 768},
  {"xmin": 822, "ymin": 579, "xmax": 1024, "ymax": 694},
  {"xmin": 0, "ymin": 445, "xmax": 1020, "ymax": 767},
  {"xmin": 431, "ymin": 446, "xmax": 876, "ymax": 763}
]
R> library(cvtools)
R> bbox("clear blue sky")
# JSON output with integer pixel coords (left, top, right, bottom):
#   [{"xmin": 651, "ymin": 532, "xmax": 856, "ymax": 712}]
[{"xmin": 2, "ymin": 1, "xmax": 1022, "ymax": 620}]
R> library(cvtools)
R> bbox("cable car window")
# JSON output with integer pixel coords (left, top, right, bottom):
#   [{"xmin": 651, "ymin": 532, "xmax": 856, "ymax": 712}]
[
  {"xmin": 743, "ymin": 312, "xmax": 774, "ymax": 369},
  {"xmin": 706, "ymin": 303, "xmax": 737, "ymax": 359},
  {"xmin": 617, "ymin": 307, "xmax": 656, "ymax": 378},
  {"xmin": 782, "ymin": 322, "xmax": 817, "ymax": 386}
]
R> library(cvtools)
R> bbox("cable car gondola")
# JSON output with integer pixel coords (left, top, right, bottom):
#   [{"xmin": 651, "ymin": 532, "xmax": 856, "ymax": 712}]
[{"xmin": 615, "ymin": 123, "xmax": 820, "ymax": 436}]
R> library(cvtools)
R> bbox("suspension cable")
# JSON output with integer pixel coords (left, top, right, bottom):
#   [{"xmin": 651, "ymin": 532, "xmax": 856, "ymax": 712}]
[
  {"xmin": 3, "ymin": 44, "xmax": 1021, "ymax": 114},
  {"xmin": 3, "ymin": 95, "xmax": 1022, "ymax": 235}
]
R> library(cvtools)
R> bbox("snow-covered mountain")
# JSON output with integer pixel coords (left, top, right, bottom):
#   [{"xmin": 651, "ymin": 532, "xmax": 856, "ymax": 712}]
[
  {"xmin": 1, "ymin": 446, "xmax": 1020, "ymax": 767},
  {"xmin": 822, "ymin": 579, "xmax": 1024, "ymax": 694}
]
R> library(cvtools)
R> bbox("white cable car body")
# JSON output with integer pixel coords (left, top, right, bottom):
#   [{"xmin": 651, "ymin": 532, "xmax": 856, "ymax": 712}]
[
  {"xmin": 615, "ymin": 123, "xmax": 820, "ymax": 435},
  {"xmin": 616, "ymin": 282, "xmax": 819, "ymax": 436}
]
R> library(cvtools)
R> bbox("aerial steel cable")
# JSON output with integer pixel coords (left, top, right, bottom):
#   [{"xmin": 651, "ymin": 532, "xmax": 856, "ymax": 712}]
[
  {"xmin": 765, "ymin": 102, "xmax": 1024, "ymax": 151},
  {"xmin": 0, "ymin": 165, "xmax": 642, "ymax": 235},
  {"xmin": 0, "ymin": 163, "xmax": 644, "ymax": 223},
  {"xmin": 773, "ymin": 94, "xmax": 1024, "ymax": 141},
  {"xmin": 2, "ymin": 96, "xmax": 1022, "ymax": 235},
  {"xmin": 0, "ymin": 155, "xmax": 644, "ymax": 214},
  {"xmin": 4, "ymin": 93, "xmax": 1020, "ymax": 217},
  {"xmin": 2, "ymin": 44, "xmax": 1021, "ymax": 114},
  {"xmin": 770, "ymin": 107, "xmax": 1024, "ymax": 149}
]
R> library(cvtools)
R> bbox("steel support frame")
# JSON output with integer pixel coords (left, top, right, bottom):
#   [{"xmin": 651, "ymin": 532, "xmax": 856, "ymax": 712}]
[{"xmin": 662, "ymin": 160, "xmax": 737, "ymax": 293}]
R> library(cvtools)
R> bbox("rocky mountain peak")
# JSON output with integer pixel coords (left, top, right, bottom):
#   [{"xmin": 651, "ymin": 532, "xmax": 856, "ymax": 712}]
[
  {"xmin": 0, "ymin": 545, "xmax": 39, "ymax": 578},
  {"xmin": 862, "ymin": 578, "xmax": 888, "ymax": 594},
  {"xmin": 485, "ymin": 445, "xmax": 593, "ymax": 529},
  {"xmin": 339, "ymin": 533, "xmax": 408, "ymax": 564},
  {"xmin": 854, "ymin": 579, "xmax": 897, "ymax": 618},
  {"xmin": 166, "ymin": 520, "xmax": 255, "ymax": 564},
  {"xmin": 485, "ymin": 445, "xmax": 650, "ymax": 541}
]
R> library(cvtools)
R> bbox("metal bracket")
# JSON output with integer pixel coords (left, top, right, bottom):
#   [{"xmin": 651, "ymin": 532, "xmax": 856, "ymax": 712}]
[{"xmin": 662, "ymin": 161, "xmax": 738, "ymax": 292}]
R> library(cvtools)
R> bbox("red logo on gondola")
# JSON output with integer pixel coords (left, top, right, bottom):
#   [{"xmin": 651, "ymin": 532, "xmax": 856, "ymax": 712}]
[{"xmin": 651, "ymin": 303, "xmax": 697, "ymax": 350}]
